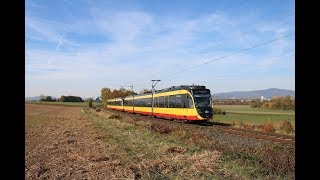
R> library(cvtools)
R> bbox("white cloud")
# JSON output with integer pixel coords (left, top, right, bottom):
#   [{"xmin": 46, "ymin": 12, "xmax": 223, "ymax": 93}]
[
  {"xmin": 26, "ymin": 5, "xmax": 295, "ymax": 97},
  {"xmin": 91, "ymin": 9, "xmax": 153, "ymax": 42},
  {"xmin": 26, "ymin": 15, "xmax": 79, "ymax": 47}
]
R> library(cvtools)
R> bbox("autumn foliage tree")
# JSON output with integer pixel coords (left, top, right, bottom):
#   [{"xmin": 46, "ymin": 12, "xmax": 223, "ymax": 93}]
[
  {"xmin": 249, "ymin": 96, "xmax": 294, "ymax": 110},
  {"xmin": 101, "ymin": 87, "xmax": 136, "ymax": 107},
  {"xmin": 101, "ymin": 88, "xmax": 112, "ymax": 107}
]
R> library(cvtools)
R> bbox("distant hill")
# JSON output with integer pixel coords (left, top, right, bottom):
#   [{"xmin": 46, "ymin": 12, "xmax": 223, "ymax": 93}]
[
  {"xmin": 212, "ymin": 88, "xmax": 295, "ymax": 99},
  {"xmin": 25, "ymin": 96, "xmax": 58, "ymax": 101},
  {"xmin": 25, "ymin": 96, "xmax": 41, "ymax": 101}
]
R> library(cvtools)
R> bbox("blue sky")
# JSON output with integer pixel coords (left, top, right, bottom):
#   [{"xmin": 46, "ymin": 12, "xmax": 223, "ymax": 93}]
[{"xmin": 25, "ymin": 0, "xmax": 295, "ymax": 98}]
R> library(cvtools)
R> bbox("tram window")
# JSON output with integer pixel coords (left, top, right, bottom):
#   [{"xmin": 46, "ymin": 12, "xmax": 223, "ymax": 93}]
[
  {"xmin": 175, "ymin": 95, "xmax": 182, "ymax": 108},
  {"xmin": 135, "ymin": 99, "xmax": 140, "ymax": 107},
  {"xmin": 141, "ymin": 99, "xmax": 145, "ymax": 107},
  {"xmin": 169, "ymin": 95, "xmax": 175, "ymax": 108},
  {"xmin": 188, "ymin": 95, "xmax": 194, "ymax": 108},
  {"xmin": 150, "ymin": 98, "xmax": 153, "ymax": 107},
  {"xmin": 139, "ymin": 99, "xmax": 143, "ymax": 107},
  {"xmin": 159, "ymin": 96, "xmax": 165, "ymax": 107},
  {"xmin": 169, "ymin": 95, "xmax": 183, "ymax": 108},
  {"xmin": 182, "ymin": 94, "xmax": 194, "ymax": 108},
  {"xmin": 145, "ymin": 98, "xmax": 150, "ymax": 107},
  {"xmin": 157, "ymin": 97, "xmax": 159, "ymax": 107},
  {"xmin": 154, "ymin": 97, "xmax": 158, "ymax": 107}
]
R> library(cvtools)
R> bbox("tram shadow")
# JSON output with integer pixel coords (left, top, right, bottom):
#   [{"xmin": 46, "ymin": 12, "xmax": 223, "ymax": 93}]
[{"xmin": 189, "ymin": 120, "xmax": 232, "ymax": 127}]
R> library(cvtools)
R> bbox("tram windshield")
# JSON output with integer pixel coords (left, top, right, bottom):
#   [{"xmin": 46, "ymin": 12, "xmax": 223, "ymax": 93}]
[{"xmin": 193, "ymin": 93, "xmax": 212, "ymax": 108}]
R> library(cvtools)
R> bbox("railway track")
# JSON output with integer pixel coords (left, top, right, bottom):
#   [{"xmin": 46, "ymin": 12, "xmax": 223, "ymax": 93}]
[
  {"xmin": 193, "ymin": 121, "xmax": 295, "ymax": 144},
  {"xmin": 172, "ymin": 119, "xmax": 295, "ymax": 145},
  {"xmin": 210, "ymin": 124, "xmax": 294, "ymax": 144},
  {"xmin": 102, "ymin": 108, "xmax": 295, "ymax": 145}
]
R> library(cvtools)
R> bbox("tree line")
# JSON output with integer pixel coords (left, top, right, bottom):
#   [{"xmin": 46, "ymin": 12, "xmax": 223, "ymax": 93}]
[
  {"xmin": 213, "ymin": 99, "xmax": 250, "ymax": 105},
  {"xmin": 249, "ymin": 96, "xmax": 295, "ymax": 110},
  {"xmin": 40, "ymin": 95, "xmax": 84, "ymax": 102},
  {"xmin": 59, "ymin": 95, "xmax": 84, "ymax": 102}
]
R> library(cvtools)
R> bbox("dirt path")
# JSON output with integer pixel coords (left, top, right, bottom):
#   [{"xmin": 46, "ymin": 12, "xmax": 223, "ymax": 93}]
[{"xmin": 25, "ymin": 104, "xmax": 123, "ymax": 179}]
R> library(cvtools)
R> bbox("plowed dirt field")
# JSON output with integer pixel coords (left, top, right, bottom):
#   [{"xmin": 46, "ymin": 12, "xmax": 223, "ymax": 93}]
[{"xmin": 25, "ymin": 104, "xmax": 129, "ymax": 179}]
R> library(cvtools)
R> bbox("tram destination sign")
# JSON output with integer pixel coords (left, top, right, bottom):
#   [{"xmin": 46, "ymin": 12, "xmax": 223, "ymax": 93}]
[{"xmin": 193, "ymin": 89, "xmax": 210, "ymax": 94}]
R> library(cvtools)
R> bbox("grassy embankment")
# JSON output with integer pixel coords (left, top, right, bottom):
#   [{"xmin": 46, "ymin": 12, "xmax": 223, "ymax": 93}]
[
  {"xmin": 212, "ymin": 105, "xmax": 295, "ymax": 133},
  {"xmin": 80, "ymin": 107, "xmax": 294, "ymax": 179}
]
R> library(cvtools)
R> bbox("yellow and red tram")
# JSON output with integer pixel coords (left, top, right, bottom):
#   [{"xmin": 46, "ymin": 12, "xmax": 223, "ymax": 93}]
[{"xmin": 106, "ymin": 85, "xmax": 213, "ymax": 121}]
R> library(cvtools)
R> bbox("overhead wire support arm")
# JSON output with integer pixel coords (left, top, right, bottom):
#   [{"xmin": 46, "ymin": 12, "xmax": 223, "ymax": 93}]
[{"xmin": 151, "ymin": 80, "xmax": 161, "ymax": 116}]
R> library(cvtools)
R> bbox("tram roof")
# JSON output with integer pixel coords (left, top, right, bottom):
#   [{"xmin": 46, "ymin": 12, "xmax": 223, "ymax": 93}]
[{"xmin": 125, "ymin": 85, "xmax": 208, "ymax": 98}]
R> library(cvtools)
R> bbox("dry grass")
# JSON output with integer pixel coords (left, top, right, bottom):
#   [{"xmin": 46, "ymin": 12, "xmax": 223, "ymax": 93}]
[
  {"xmin": 149, "ymin": 123, "xmax": 173, "ymax": 134},
  {"xmin": 238, "ymin": 122, "xmax": 255, "ymax": 130},
  {"xmin": 133, "ymin": 120, "xmax": 151, "ymax": 128},
  {"xmin": 83, "ymin": 108, "xmax": 223, "ymax": 179},
  {"xmin": 258, "ymin": 123, "xmax": 276, "ymax": 133},
  {"xmin": 171, "ymin": 128, "xmax": 189, "ymax": 139},
  {"xmin": 83, "ymin": 107, "xmax": 294, "ymax": 179},
  {"xmin": 130, "ymin": 150, "xmax": 221, "ymax": 178},
  {"xmin": 164, "ymin": 146, "xmax": 187, "ymax": 154},
  {"xmin": 109, "ymin": 114, "xmax": 122, "ymax": 119},
  {"xmin": 279, "ymin": 120, "xmax": 294, "ymax": 134}
]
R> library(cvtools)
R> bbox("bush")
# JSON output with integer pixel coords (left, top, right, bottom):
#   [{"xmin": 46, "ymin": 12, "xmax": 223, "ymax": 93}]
[
  {"xmin": 279, "ymin": 120, "xmax": 294, "ymax": 134},
  {"xmin": 149, "ymin": 123, "xmax": 172, "ymax": 134},
  {"xmin": 238, "ymin": 122, "xmax": 254, "ymax": 130},
  {"xmin": 88, "ymin": 98, "xmax": 93, "ymax": 108},
  {"xmin": 259, "ymin": 123, "xmax": 276, "ymax": 133},
  {"xmin": 213, "ymin": 108, "xmax": 226, "ymax": 115}
]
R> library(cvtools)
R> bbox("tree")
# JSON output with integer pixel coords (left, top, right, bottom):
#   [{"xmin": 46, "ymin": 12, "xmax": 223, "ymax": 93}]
[
  {"xmin": 262, "ymin": 101, "xmax": 270, "ymax": 109},
  {"xmin": 101, "ymin": 87, "xmax": 112, "ymax": 107},
  {"xmin": 39, "ymin": 94, "xmax": 46, "ymax": 101},
  {"xmin": 249, "ymin": 99, "xmax": 262, "ymax": 108},
  {"xmin": 40, "ymin": 96, "xmax": 55, "ymax": 102},
  {"xmin": 140, "ymin": 89, "xmax": 152, "ymax": 94},
  {"xmin": 88, "ymin": 98, "xmax": 93, "ymax": 108},
  {"xmin": 59, "ymin": 95, "xmax": 66, "ymax": 102},
  {"xmin": 283, "ymin": 96, "xmax": 294, "ymax": 110},
  {"xmin": 270, "ymin": 97, "xmax": 281, "ymax": 110},
  {"xmin": 59, "ymin": 95, "xmax": 83, "ymax": 102}
]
